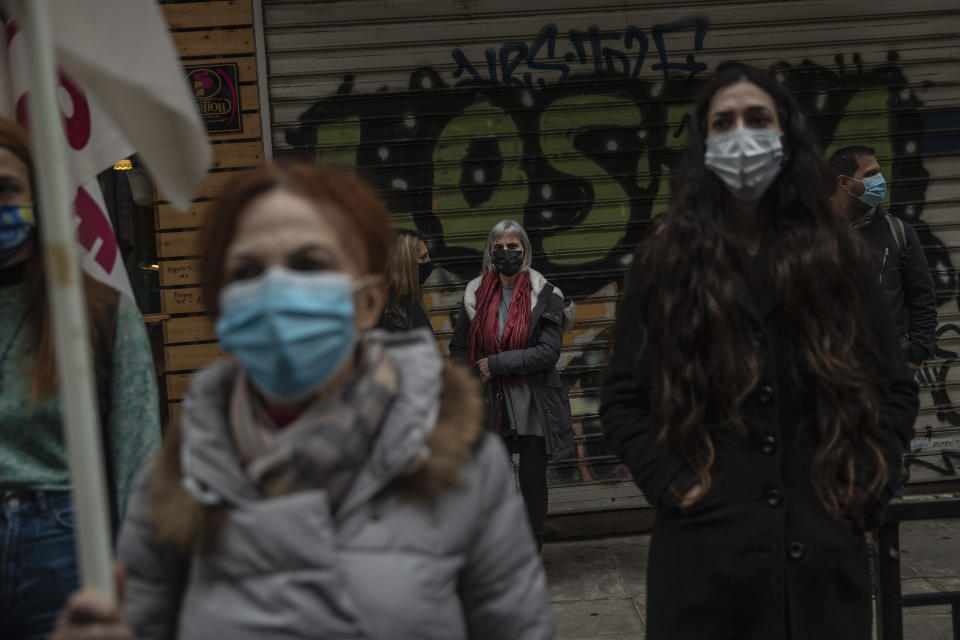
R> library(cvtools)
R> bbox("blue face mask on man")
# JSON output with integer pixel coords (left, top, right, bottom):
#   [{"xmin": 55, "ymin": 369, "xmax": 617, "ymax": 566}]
[
  {"xmin": 846, "ymin": 173, "xmax": 887, "ymax": 209},
  {"xmin": 215, "ymin": 266, "xmax": 363, "ymax": 402},
  {"xmin": 0, "ymin": 203, "xmax": 36, "ymax": 265}
]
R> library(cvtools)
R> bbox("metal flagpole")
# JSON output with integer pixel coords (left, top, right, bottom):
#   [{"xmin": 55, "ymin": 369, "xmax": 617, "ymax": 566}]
[{"xmin": 15, "ymin": 0, "xmax": 115, "ymax": 598}]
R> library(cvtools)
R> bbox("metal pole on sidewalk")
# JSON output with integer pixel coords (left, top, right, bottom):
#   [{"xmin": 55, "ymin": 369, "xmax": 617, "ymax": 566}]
[{"xmin": 15, "ymin": 0, "xmax": 115, "ymax": 599}]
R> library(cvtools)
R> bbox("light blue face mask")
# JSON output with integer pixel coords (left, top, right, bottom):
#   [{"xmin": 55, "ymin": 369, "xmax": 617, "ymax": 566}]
[
  {"xmin": 215, "ymin": 267, "xmax": 361, "ymax": 402},
  {"xmin": 0, "ymin": 203, "xmax": 36, "ymax": 265},
  {"xmin": 848, "ymin": 173, "xmax": 887, "ymax": 208}
]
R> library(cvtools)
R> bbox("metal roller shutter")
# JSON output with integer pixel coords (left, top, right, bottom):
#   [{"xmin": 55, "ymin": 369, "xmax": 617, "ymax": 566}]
[{"xmin": 261, "ymin": 0, "xmax": 960, "ymax": 513}]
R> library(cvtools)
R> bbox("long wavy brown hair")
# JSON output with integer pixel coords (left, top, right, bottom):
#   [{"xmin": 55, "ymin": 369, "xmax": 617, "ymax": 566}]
[{"xmin": 621, "ymin": 63, "xmax": 891, "ymax": 524}]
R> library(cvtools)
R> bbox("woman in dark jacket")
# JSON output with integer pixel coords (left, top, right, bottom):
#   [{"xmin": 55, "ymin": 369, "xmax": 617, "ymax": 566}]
[
  {"xmin": 600, "ymin": 63, "xmax": 918, "ymax": 640},
  {"xmin": 450, "ymin": 219, "xmax": 575, "ymax": 548},
  {"xmin": 378, "ymin": 229, "xmax": 433, "ymax": 333}
]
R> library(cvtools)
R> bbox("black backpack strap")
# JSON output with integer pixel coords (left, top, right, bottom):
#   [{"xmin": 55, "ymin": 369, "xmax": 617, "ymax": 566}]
[
  {"xmin": 885, "ymin": 213, "xmax": 908, "ymax": 264},
  {"xmin": 92, "ymin": 287, "xmax": 121, "ymax": 540}
]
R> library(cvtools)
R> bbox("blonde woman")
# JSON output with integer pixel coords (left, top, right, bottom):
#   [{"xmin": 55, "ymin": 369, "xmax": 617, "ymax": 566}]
[{"xmin": 378, "ymin": 229, "xmax": 433, "ymax": 333}]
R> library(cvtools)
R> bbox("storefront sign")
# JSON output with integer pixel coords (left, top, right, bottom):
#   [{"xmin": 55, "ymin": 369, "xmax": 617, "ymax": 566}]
[{"xmin": 185, "ymin": 62, "xmax": 242, "ymax": 134}]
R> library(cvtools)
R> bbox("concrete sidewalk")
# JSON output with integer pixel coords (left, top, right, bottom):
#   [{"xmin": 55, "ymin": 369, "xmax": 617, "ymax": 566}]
[{"xmin": 543, "ymin": 518, "xmax": 960, "ymax": 639}]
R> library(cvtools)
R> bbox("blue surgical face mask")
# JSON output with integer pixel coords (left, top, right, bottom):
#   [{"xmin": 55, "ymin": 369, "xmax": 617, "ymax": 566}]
[
  {"xmin": 847, "ymin": 173, "xmax": 887, "ymax": 208},
  {"xmin": 0, "ymin": 203, "xmax": 36, "ymax": 265},
  {"xmin": 215, "ymin": 267, "xmax": 363, "ymax": 402}
]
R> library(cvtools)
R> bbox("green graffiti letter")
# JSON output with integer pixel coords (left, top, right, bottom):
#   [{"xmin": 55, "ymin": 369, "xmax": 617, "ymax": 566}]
[
  {"xmin": 539, "ymin": 96, "xmax": 646, "ymax": 264},
  {"xmin": 433, "ymin": 100, "xmax": 528, "ymax": 251},
  {"xmin": 315, "ymin": 117, "xmax": 361, "ymax": 168}
]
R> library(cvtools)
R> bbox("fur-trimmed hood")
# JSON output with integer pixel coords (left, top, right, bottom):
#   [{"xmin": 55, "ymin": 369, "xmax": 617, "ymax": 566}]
[
  {"xmin": 117, "ymin": 332, "xmax": 555, "ymax": 640},
  {"xmin": 144, "ymin": 328, "xmax": 484, "ymax": 550}
]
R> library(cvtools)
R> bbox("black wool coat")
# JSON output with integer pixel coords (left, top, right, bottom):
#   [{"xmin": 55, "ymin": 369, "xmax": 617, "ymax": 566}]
[
  {"xmin": 449, "ymin": 272, "xmax": 575, "ymax": 462},
  {"xmin": 600, "ymin": 267, "xmax": 918, "ymax": 640}
]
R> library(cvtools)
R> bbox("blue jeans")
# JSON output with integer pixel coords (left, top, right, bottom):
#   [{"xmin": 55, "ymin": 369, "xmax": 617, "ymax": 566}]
[{"xmin": 0, "ymin": 491, "xmax": 79, "ymax": 640}]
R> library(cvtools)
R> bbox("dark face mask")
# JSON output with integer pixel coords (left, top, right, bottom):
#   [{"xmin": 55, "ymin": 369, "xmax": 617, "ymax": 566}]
[
  {"xmin": 492, "ymin": 249, "xmax": 523, "ymax": 276},
  {"xmin": 418, "ymin": 260, "xmax": 434, "ymax": 285}
]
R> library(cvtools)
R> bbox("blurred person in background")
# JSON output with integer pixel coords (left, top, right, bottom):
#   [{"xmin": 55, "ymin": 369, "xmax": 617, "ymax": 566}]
[
  {"xmin": 449, "ymin": 219, "xmax": 575, "ymax": 551},
  {"xmin": 601, "ymin": 64, "xmax": 918, "ymax": 640},
  {"xmin": 829, "ymin": 145, "xmax": 937, "ymax": 371},
  {"xmin": 0, "ymin": 117, "xmax": 160, "ymax": 640},
  {"xmin": 115, "ymin": 164, "xmax": 554, "ymax": 639},
  {"xmin": 378, "ymin": 228, "xmax": 434, "ymax": 333}
]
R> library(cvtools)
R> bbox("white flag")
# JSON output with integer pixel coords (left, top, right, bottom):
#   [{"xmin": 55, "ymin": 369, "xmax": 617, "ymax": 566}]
[{"xmin": 0, "ymin": 0, "xmax": 211, "ymax": 294}]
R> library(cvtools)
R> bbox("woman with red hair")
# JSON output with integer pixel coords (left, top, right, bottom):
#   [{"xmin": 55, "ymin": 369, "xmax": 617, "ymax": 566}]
[{"xmin": 101, "ymin": 164, "xmax": 555, "ymax": 639}]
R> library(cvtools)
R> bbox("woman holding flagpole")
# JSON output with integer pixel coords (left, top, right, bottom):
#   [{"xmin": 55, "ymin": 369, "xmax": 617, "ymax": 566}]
[{"xmin": 0, "ymin": 117, "xmax": 160, "ymax": 640}]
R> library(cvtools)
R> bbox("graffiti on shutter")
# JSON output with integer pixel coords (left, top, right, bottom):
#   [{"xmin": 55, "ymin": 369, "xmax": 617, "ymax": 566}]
[{"xmin": 264, "ymin": 1, "xmax": 960, "ymax": 508}]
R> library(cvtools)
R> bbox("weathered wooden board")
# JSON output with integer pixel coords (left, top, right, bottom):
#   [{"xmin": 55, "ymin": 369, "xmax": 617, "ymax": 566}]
[
  {"xmin": 209, "ymin": 112, "xmax": 262, "ymax": 142},
  {"xmin": 161, "ymin": 287, "xmax": 207, "ymax": 315},
  {"xmin": 164, "ymin": 342, "xmax": 224, "ymax": 372},
  {"xmin": 156, "ymin": 203, "xmax": 211, "ymax": 231},
  {"xmin": 163, "ymin": 1, "xmax": 253, "ymax": 30},
  {"xmin": 239, "ymin": 84, "xmax": 260, "ymax": 111},
  {"xmin": 163, "ymin": 315, "xmax": 217, "ymax": 345},
  {"xmin": 157, "ymin": 230, "xmax": 201, "ymax": 259},
  {"xmin": 172, "ymin": 28, "xmax": 255, "ymax": 58},
  {"xmin": 166, "ymin": 372, "xmax": 194, "ymax": 401},
  {"xmin": 168, "ymin": 402, "xmax": 182, "ymax": 427},
  {"xmin": 159, "ymin": 259, "xmax": 202, "ymax": 287},
  {"xmin": 212, "ymin": 140, "xmax": 263, "ymax": 170}
]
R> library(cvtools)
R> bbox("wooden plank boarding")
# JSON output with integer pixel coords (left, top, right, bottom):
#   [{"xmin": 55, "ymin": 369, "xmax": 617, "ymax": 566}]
[
  {"xmin": 168, "ymin": 402, "xmax": 182, "ymax": 427},
  {"xmin": 213, "ymin": 140, "xmax": 263, "ymax": 169},
  {"xmin": 163, "ymin": 1, "xmax": 253, "ymax": 30},
  {"xmin": 154, "ymin": 0, "xmax": 266, "ymax": 419},
  {"xmin": 239, "ymin": 84, "xmax": 259, "ymax": 111},
  {"xmin": 164, "ymin": 342, "xmax": 224, "ymax": 372},
  {"xmin": 172, "ymin": 28, "xmax": 255, "ymax": 58},
  {"xmin": 156, "ymin": 203, "xmax": 211, "ymax": 231},
  {"xmin": 161, "ymin": 286, "xmax": 207, "ymax": 315},
  {"xmin": 166, "ymin": 373, "xmax": 193, "ymax": 400},
  {"xmin": 210, "ymin": 112, "xmax": 262, "ymax": 142},
  {"xmin": 157, "ymin": 230, "xmax": 201, "ymax": 258},
  {"xmin": 163, "ymin": 315, "xmax": 217, "ymax": 345},
  {"xmin": 159, "ymin": 259, "xmax": 202, "ymax": 287}
]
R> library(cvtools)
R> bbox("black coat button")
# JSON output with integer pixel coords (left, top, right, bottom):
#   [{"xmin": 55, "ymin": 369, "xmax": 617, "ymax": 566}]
[
  {"xmin": 788, "ymin": 542, "xmax": 805, "ymax": 561},
  {"xmin": 766, "ymin": 488, "xmax": 782, "ymax": 507},
  {"xmin": 761, "ymin": 435, "xmax": 777, "ymax": 455},
  {"xmin": 758, "ymin": 384, "xmax": 775, "ymax": 404}
]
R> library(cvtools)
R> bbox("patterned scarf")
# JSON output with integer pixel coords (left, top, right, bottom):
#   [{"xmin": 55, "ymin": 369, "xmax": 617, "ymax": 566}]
[
  {"xmin": 467, "ymin": 270, "xmax": 532, "ymax": 368},
  {"xmin": 229, "ymin": 342, "xmax": 399, "ymax": 509}
]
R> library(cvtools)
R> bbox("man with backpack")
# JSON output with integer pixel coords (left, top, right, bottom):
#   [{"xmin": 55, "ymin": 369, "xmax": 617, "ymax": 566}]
[{"xmin": 830, "ymin": 146, "xmax": 937, "ymax": 370}]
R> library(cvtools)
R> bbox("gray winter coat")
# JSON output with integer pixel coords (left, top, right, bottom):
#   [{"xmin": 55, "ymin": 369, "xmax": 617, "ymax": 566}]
[{"xmin": 117, "ymin": 329, "xmax": 555, "ymax": 639}]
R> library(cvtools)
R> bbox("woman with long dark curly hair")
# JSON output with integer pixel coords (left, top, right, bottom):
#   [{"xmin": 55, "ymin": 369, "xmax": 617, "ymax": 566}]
[{"xmin": 600, "ymin": 63, "xmax": 918, "ymax": 640}]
